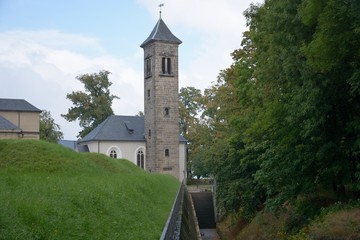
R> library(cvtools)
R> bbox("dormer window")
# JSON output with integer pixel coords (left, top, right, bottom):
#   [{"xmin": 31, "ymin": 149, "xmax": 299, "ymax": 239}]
[
  {"xmin": 124, "ymin": 121, "xmax": 134, "ymax": 134},
  {"xmin": 161, "ymin": 57, "xmax": 171, "ymax": 75}
]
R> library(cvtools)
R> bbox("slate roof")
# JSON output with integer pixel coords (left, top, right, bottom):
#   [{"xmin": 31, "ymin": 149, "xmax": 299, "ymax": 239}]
[
  {"xmin": 78, "ymin": 115, "xmax": 187, "ymax": 143},
  {"xmin": 0, "ymin": 98, "xmax": 41, "ymax": 112},
  {"xmin": 79, "ymin": 115, "xmax": 146, "ymax": 143},
  {"xmin": 0, "ymin": 115, "xmax": 19, "ymax": 130},
  {"xmin": 140, "ymin": 17, "xmax": 182, "ymax": 48}
]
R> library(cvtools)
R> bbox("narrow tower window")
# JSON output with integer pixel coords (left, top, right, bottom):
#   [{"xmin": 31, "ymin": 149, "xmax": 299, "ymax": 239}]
[
  {"xmin": 110, "ymin": 150, "xmax": 117, "ymax": 158},
  {"xmin": 167, "ymin": 58, "xmax": 171, "ymax": 74},
  {"xmin": 162, "ymin": 58, "xmax": 166, "ymax": 73},
  {"xmin": 161, "ymin": 58, "xmax": 172, "ymax": 74},
  {"xmin": 165, "ymin": 149, "xmax": 170, "ymax": 157},
  {"xmin": 147, "ymin": 89, "xmax": 150, "ymax": 98},
  {"xmin": 145, "ymin": 58, "xmax": 152, "ymax": 77},
  {"xmin": 164, "ymin": 107, "xmax": 169, "ymax": 117}
]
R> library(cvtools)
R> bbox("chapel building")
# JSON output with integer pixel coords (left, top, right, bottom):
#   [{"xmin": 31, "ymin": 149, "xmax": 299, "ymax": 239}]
[{"xmin": 77, "ymin": 16, "xmax": 186, "ymax": 181}]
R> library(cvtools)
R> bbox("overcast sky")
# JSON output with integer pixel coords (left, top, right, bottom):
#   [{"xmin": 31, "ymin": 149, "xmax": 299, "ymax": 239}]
[{"xmin": 0, "ymin": 0, "xmax": 262, "ymax": 139}]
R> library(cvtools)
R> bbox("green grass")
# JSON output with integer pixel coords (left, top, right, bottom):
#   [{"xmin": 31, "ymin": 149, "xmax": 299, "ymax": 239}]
[{"xmin": 0, "ymin": 140, "xmax": 180, "ymax": 239}]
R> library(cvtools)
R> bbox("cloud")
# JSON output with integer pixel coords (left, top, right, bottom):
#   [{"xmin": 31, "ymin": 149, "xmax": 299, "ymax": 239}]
[
  {"xmin": 138, "ymin": 0, "xmax": 254, "ymax": 34},
  {"xmin": 0, "ymin": 30, "xmax": 143, "ymax": 139}
]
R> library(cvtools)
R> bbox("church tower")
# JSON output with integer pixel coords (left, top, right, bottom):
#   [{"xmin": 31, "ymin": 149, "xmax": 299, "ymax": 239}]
[{"xmin": 140, "ymin": 16, "xmax": 182, "ymax": 180}]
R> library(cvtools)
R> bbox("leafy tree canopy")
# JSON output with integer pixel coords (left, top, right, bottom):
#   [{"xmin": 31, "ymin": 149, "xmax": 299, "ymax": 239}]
[
  {"xmin": 40, "ymin": 110, "xmax": 63, "ymax": 143},
  {"xmin": 62, "ymin": 70, "xmax": 119, "ymax": 138},
  {"xmin": 189, "ymin": 0, "xmax": 360, "ymax": 220}
]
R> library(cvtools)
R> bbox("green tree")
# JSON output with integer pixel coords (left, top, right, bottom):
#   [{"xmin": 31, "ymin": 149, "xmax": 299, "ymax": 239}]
[
  {"xmin": 179, "ymin": 87, "xmax": 208, "ymax": 179},
  {"xmin": 136, "ymin": 111, "xmax": 144, "ymax": 117},
  {"xmin": 40, "ymin": 110, "xmax": 63, "ymax": 143},
  {"xmin": 298, "ymin": 0, "xmax": 360, "ymax": 194},
  {"xmin": 62, "ymin": 70, "xmax": 119, "ymax": 138},
  {"xmin": 241, "ymin": 0, "xmax": 360, "ymax": 210},
  {"xmin": 199, "ymin": 0, "xmax": 360, "ymax": 219},
  {"xmin": 203, "ymin": 30, "xmax": 266, "ymax": 219},
  {"xmin": 179, "ymin": 86, "xmax": 203, "ymax": 136}
]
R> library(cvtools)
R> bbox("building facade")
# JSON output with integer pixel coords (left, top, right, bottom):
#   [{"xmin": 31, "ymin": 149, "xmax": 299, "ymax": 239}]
[{"xmin": 0, "ymin": 98, "xmax": 41, "ymax": 140}]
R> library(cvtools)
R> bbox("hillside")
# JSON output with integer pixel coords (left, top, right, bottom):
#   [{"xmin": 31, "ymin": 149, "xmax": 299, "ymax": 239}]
[{"xmin": 0, "ymin": 140, "xmax": 180, "ymax": 239}]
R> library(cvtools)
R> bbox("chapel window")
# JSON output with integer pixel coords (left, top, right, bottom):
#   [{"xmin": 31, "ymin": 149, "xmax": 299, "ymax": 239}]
[
  {"xmin": 137, "ymin": 150, "xmax": 145, "ymax": 169},
  {"xmin": 110, "ymin": 150, "xmax": 117, "ymax": 158}
]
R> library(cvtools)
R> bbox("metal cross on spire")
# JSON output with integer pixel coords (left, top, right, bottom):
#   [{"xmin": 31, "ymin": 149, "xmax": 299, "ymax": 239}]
[{"xmin": 158, "ymin": 3, "xmax": 164, "ymax": 18}]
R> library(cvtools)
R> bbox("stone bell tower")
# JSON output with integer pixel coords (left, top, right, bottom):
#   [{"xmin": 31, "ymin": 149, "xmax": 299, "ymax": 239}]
[{"xmin": 140, "ymin": 16, "xmax": 182, "ymax": 180}]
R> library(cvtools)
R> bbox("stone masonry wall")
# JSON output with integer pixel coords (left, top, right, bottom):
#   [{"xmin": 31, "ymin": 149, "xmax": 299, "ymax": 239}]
[{"xmin": 143, "ymin": 41, "xmax": 180, "ymax": 180}]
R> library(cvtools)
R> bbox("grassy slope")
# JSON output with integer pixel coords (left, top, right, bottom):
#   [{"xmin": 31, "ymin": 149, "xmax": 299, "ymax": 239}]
[{"xmin": 0, "ymin": 140, "xmax": 180, "ymax": 240}]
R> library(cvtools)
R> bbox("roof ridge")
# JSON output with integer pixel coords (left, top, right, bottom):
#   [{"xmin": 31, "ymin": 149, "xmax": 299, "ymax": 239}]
[
  {"xmin": 140, "ymin": 18, "xmax": 182, "ymax": 48},
  {"xmin": 149, "ymin": 18, "xmax": 161, "ymax": 41}
]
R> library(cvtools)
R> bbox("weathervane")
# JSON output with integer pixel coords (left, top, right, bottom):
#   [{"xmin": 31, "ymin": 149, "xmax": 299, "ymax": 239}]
[{"xmin": 158, "ymin": 3, "xmax": 164, "ymax": 18}]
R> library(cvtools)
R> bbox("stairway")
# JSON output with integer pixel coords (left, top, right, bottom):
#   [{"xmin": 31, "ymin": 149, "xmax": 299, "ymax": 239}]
[{"xmin": 190, "ymin": 192, "xmax": 216, "ymax": 229}]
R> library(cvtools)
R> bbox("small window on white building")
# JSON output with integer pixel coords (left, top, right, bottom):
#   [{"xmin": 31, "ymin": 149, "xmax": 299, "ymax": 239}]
[
  {"xmin": 137, "ymin": 150, "xmax": 145, "ymax": 169},
  {"xmin": 110, "ymin": 150, "xmax": 117, "ymax": 158}
]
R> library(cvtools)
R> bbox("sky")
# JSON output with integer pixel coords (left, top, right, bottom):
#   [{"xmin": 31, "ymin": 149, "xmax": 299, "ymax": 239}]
[{"xmin": 0, "ymin": 0, "xmax": 262, "ymax": 140}]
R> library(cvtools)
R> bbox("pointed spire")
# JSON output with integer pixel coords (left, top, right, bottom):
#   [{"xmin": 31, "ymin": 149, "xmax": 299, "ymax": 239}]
[{"xmin": 140, "ymin": 18, "xmax": 182, "ymax": 48}]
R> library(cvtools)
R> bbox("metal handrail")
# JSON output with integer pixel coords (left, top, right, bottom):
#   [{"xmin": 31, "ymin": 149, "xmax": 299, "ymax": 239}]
[{"xmin": 160, "ymin": 181, "xmax": 185, "ymax": 240}]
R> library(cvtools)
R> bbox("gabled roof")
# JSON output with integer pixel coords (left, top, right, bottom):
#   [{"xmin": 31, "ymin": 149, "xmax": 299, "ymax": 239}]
[
  {"xmin": 0, "ymin": 98, "xmax": 41, "ymax": 112},
  {"xmin": 78, "ymin": 115, "xmax": 145, "ymax": 143},
  {"xmin": 78, "ymin": 115, "xmax": 187, "ymax": 143},
  {"xmin": 140, "ymin": 18, "xmax": 182, "ymax": 48},
  {"xmin": 0, "ymin": 115, "xmax": 20, "ymax": 130}
]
